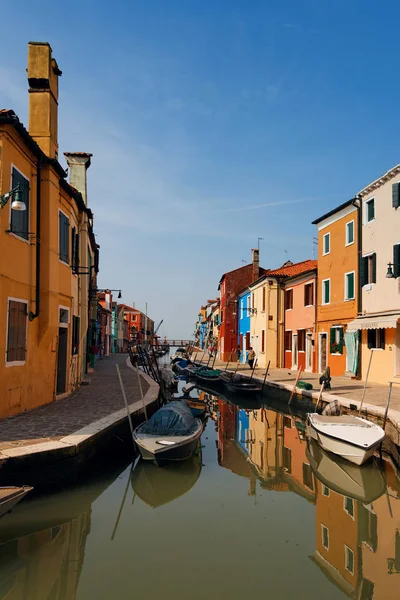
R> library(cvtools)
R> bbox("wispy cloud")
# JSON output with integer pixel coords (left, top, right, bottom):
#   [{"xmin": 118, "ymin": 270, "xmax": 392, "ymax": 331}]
[{"xmin": 215, "ymin": 198, "xmax": 312, "ymax": 213}]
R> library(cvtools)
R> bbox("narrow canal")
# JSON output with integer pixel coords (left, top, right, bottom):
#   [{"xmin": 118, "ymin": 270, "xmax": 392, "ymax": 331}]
[{"xmin": 0, "ymin": 383, "xmax": 399, "ymax": 599}]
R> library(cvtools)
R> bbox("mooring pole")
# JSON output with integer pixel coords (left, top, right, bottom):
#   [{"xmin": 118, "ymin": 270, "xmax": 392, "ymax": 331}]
[
  {"xmin": 288, "ymin": 367, "xmax": 303, "ymax": 406},
  {"xmin": 261, "ymin": 360, "xmax": 270, "ymax": 392},
  {"xmin": 250, "ymin": 359, "xmax": 258, "ymax": 382},
  {"xmin": 225, "ymin": 349, "xmax": 233, "ymax": 372},
  {"xmin": 359, "ymin": 349, "xmax": 374, "ymax": 415},
  {"xmin": 116, "ymin": 364, "xmax": 136, "ymax": 453}
]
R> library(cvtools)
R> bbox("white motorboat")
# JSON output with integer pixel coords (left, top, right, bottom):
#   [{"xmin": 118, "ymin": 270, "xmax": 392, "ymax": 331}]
[{"xmin": 306, "ymin": 413, "xmax": 385, "ymax": 466}]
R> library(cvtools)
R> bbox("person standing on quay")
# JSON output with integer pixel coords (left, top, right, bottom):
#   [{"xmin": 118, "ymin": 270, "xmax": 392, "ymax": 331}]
[
  {"xmin": 236, "ymin": 345, "xmax": 241, "ymax": 362},
  {"xmin": 247, "ymin": 347, "xmax": 256, "ymax": 369}
]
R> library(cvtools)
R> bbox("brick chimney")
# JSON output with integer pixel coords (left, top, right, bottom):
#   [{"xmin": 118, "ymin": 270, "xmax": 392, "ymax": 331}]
[
  {"xmin": 64, "ymin": 153, "xmax": 92, "ymax": 205},
  {"xmin": 251, "ymin": 248, "xmax": 260, "ymax": 282},
  {"xmin": 27, "ymin": 42, "xmax": 62, "ymax": 159}
]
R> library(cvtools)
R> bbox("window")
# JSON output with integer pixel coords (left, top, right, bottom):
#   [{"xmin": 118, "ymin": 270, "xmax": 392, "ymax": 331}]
[
  {"xmin": 261, "ymin": 329, "xmax": 265, "ymax": 353},
  {"xmin": 285, "ymin": 331, "xmax": 292, "ymax": 351},
  {"xmin": 367, "ymin": 328, "xmax": 385, "ymax": 350},
  {"xmin": 304, "ymin": 283, "xmax": 314, "ymax": 306},
  {"xmin": 71, "ymin": 227, "xmax": 80, "ymax": 273},
  {"xmin": 393, "ymin": 183, "xmax": 400, "ymax": 208},
  {"xmin": 393, "ymin": 244, "xmax": 400, "ymax": 278},
  {"xmin": 10, "ymin": 167, "xmax": 30, "ymax": 240},
  {"xmin": 240, "ymin": 298, "xmax": 244, "ymax": 320},
  {"xmin": 298, "ymin": 329, "xmax": 306, "ymax": 352},
  {"xmin": 59, "ymin": 211, "xmax": 70, "ymax": 264},
  {"xmin": 330, "ymin": 326, "xmax": 344, "ymax": 354},
  {"xmin": 345, "ymin": 272, "xmax": 355, "ymax": 300},
  {"xmin": 321, "ymin": 525, "xmax": 329, "ymax": 550},
  {"xmin": 360, "ymin": 580, "xmax": 374, "ymax": 600},
  {"xmin": 252, "ymin": 293, "xmax": 255, "ymax": 310},
  {"xmin": 346, "ymin": 220, "xmax": 354, "ymax": 245},
  {"xmin": 322, "ymin": 485, "xmax": 330, "ymax": 497},
  {"xmin": 283, "ymin": 446, "xmax": 292, "ymax": 473},
  {"xmin": 323, "ymin": 232, "xmax": 330, "ymax": 255},
  {"xmin": 322, "ymin": 279, "xmax": 330, "ymax": 305},
  {"xmin": 365, "ymin": 198, "xmax": 375, "ymax": 223},
  {"xmin": 6, "ymin": 299, "xmax": 28, "ymax": 364},
  {"xmin": 360, "ymin": 254, "xmax": 376, "ymax": 286},
  {"xmin": 283, "ymin": 416, "xmax": 292, "ymax": 429},
  {"xmin": 72, "ymin": 315, "xmax": 80, "ymax": 355},
  {"xmin": 262, "ymin": 287, "xmax": 266, "ymax": 312},
  {"xmin": 344, "ymin": 496, "xmax": 354, "ymax": 518},
  {"xmin": 302, "ymin": 463, "xmax": 314, "ymax": 490},
  {"xmin": 285, "ymin": 289, "xmax": 293, "ymax": 310},
  {"xmin": 345, "ymin": 546, "xmax": 354, "ymax": 574}
]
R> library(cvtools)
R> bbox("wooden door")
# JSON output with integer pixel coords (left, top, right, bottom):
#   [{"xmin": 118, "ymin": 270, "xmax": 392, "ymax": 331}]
[
  {"xmin": 56, "ymin": 327, "xmax": 68, "ymax": 395},
  {"xmin": 320, "ymin": 334, "xmax": 327, "ymax": 372}
]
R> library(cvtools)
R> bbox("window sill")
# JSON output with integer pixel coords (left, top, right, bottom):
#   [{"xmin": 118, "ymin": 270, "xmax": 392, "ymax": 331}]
[
  {"xmin": 6, "ymin": 231, "xmax": 30, "ymax": 245},
  {"xmin": 368, "ymin": 348, "xmax": 384, "ymax": 351},
  {"xmin": 364, "ymin": 219, "xmax": 376, "ymax": 225},
  {"xmin": 345, "ymin": 241, "xmax": 355, "ymax": 247},
  {"xmin": 322, "ymin": 302, "xmax": 330, "ymax": 306},
  {"xmin": 304, "ymin": 304, "xmax": 314, "ymax": 308},
  {"xmin": 322, "ymin": 252, "xmax": 330, "ymax": 257},
  {"xmin": 344, "ymin": 297, "xmax": 355, "ymax": 302},
  {"xmin": 330, "ymin": 353, "xmax": 343, "ymax": 356},
  {"xmin": 59, "ymin": 259, "xmax": 70, "ymax": 267},
  {"xmin": 6, "ymin": 361, "xmax": 26, "ymax": 368}
]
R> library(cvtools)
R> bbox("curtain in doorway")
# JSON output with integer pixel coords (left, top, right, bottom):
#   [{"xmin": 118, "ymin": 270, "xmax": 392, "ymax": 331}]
[{"xmin": 344, "ymin": 331, "xmax": 359, "ymax": 375}]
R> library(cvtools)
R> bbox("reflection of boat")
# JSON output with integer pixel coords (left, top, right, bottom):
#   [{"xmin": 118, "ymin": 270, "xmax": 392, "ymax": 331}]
[
  {"xmin": 220, "ymin": 372, "xmax": 262, "ymax": 396},
  {"xmin": 306, "ymin": 438, "xmax": 385, "ymax": 502},
  {"xmin": 226, "ymin": 395, "xmax": 261, "ymax": 410},
  {"xmin": 186, "ymin": 400, "xmax": 207, "ymax": 419},
  {"xmin": 306, "ymin": 413, "xmax": 385, "ymax": 465},
  {"xmin": 131, "ymin": 454, "xmax": 202, "ymax": 507},
  {"xmin": 133, "ymin": 401, "xmax": 203, "ymax": 465},
  {"xmin": 193, "ymin": 367, "xmax": 223, "ymax": 389},
  {"xmin": 0, "ymin": 487, "xmax": 32, "ymax": 519}
]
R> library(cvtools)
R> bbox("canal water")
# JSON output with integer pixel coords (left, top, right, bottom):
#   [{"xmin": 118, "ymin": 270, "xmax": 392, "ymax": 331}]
[{"xmin": 0, "ymin": 385, "xmax": 399, "ymax": 599}]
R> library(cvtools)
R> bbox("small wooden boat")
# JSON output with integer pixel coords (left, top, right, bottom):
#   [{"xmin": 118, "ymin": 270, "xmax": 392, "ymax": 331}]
[
  {"xmin": 0, "ymin": 486, "xmax": 33, "ymax": 519},
  {"xmin": 306, "ymin": 438, "xmax": 385, "ymax": 502},
  {"xmin": 193, "ymin": 366, "xmax": 223, "ymax": 389},
  {"xmin": 186, "ymin": 399, "xmax": 207, "ymax": 419},
  {"xmin": 133, "ymin": 401, "xmax": 203, "ymax": 466},
  {"xmin": 220, "ymin": 372, "xmax": 262, "ymax": 396},
  {"xmin": 306, "ymin": 413, "xmax": 385, "ymax": 466}
]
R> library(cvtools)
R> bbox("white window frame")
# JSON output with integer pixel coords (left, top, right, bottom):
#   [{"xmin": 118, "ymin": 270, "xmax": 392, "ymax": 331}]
[
  {"xmin": 322, "ymin": 485, "xmax": 330, "ymax": 497},
  {"xmin": 285, "ymin": 329, "xmax": 292, "ymax": 353},
  {"xmin": 322, "ymin": 232, "xmax": 330, "ymax": 256},
  {"xmin": 345, "ymin": 219, "xmax": 355, "ymax": 246},
  {"xmin": 5, "ymin": 297, "xmax": 28, "ymax": 367},
  {"xmin": 322, "ymin": 278, "xmax": 330, "ymax": 305},
  {"xmin": 344, "ymin": 271, "xmax": 355, "ymax": 301},
  {"xmin": 9, "ymin": 163, "xmax": 31, "ymax": 245},
  {"xmin": 304, "ymin": 282, "xmax": 314, "ymax": 307},
  {"xmin": 345, "ymin": 545, "xmax": 354, "ymax": 575},
  {"xmin": 344, "ymin": 496, "xmax": 355, "ymax": 520},
  {"xmin": 58, "ymin": 208, "xmax": 70, "ymax": 266},
  {"xmin": 59, "ymin": 305, "xmax": 70, "ymax": 328},
  {"xmin": 286, "ymin": 287, "xmax": 293, "ymax": 311},
  {"xmin": 321, "ymin": 524, "xmax": 329, "ymax": 550},
  {"xmin": 364, "ymin": 197, "xmax": 375, "ymax": 224}
]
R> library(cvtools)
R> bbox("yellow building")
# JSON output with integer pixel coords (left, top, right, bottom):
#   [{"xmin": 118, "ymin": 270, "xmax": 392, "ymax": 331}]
[{"xmin": 0, "ymin": 42, "xmax": 98, "ymax": 418}]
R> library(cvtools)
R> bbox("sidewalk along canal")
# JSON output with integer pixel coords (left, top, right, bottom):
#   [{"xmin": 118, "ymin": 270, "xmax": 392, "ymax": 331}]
[{"xmin": 0, "ymin": 354, "xmax": 159, "ymax": 488}]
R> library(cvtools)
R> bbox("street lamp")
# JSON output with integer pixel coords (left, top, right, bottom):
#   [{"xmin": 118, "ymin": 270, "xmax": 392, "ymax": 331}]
[
  {"xmin": 97, "ymin": 288, "xmax": 122, "ymax": 298},
  {"xmin": 386, "ymin": 263, "xmax": 399, "ymax": 279},
  {"xmin": 0, "ymin": 185, "xmax": 26, "ymax": 211}
]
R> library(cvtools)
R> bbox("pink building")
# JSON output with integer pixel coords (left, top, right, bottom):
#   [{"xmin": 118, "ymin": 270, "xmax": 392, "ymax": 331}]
[{"xmin": 283, "ymin": 262, "xmax": 317, "ymax": 372}]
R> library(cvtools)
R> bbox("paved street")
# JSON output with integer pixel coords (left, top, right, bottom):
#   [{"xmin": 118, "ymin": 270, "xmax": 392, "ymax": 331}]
[{"xmin": 0, "ymin": 354, "xmax": 149, "ymax": 452}]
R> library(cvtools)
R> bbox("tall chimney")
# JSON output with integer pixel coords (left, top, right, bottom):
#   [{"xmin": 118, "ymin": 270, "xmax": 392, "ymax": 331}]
[
  {"xmin": 251, "ymin": 248, "xmax": 259, "ymax": 282},
  {"xmin": 64, "ymin": 153, "xmax": 92, "ymax": 205},
  {"xmin": 28, "ymin": 42, "xmax": 62, "ymax": 159}
]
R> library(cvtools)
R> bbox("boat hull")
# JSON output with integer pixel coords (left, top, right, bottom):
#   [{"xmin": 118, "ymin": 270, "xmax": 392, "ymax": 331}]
[
  {"xmin": 0, "ymin": 487, "xmax": 33, "ymax": 519},
  {"xmin": 133, "ymin": 421, "xmax": 203, "ymax": 466},
  {"xmin": 306, "ymin": 417, "xmax": 383, "ymax": 466}
]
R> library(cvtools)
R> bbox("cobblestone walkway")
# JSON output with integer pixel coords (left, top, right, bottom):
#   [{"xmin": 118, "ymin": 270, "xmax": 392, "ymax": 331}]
[{"xmin": 0, "ymin": 354, "xmax": 149, "ymax": 451}]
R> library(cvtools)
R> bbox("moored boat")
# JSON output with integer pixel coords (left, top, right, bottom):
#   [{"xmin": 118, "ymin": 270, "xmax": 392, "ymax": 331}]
[
  {"xmin": 220, "ymin": 371, "xmax": 262, "ymax": 396},
  {"xmin": 193, "ymin": 366, "xmax": 223, "ymax": 389},
  {"xmin": 133, "ymin": 401, "xmax": 203, "ymax": 466},
  {"xmin": 306, "ymin": 413, "xmax": 385, "ymax": 466},
  {"xmin": 0, "ymin": 486, "xmax": 33, "ymax": 519}
]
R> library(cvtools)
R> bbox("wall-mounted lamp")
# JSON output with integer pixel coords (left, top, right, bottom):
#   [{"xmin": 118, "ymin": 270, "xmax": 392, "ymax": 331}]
[
  {"xmin": 0, "ymin": 185, "xmax": 26, "ymax": 211},
  {"xmin": 97, "ymin": 288, "xmax": 122, "ymax": 299},
  {"xmin": 386, "ymin": 263, "xmax": 399, "ymax": 279}
]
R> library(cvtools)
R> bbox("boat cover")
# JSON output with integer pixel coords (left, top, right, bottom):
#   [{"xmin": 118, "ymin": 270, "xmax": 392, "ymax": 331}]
[{"xmin": 140, "ymin": 401, "xmax": 198, "ymax": 436}]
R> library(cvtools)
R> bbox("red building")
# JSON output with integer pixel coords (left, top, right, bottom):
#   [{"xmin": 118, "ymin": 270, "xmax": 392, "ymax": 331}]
[
  {"xmin": 218, "ymin": 249, "xmax": 266, "ymax": 362},
  {"xmin": 118, "ymin": 304, "xmax": 154, "ymax": 344}
]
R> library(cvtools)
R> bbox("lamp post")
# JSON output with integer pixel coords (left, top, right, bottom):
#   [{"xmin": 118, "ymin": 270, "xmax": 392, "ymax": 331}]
[
  {"xmin": 386, "ymin": 263, "xmax": 400, "ymax": 279},
  {"xmin": 96, "ymin": 288, "xmax": 122, "ymax": 299},
  {"xmin": 0, "ymin": 185, "xmax": 26, "ymax": 212}
]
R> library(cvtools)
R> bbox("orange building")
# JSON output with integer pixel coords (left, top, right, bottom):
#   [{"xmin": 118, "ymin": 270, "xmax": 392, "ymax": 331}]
[
  {"xmin": 0, "ymin": 42, "xmax": 98, "ymax": 417},
  {"xmin": 312, "ymin": 200, "xmax": 359, "ymax": 376}
]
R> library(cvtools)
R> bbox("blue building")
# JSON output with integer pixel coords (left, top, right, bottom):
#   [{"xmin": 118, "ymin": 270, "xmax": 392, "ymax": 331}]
[
  {"xmin": 237, "ymin": 288, "xmax": 250, "ymax": 363},
  {"xmin": 237, "ymin": 409, "xmax": 250, "ymax": 454}
]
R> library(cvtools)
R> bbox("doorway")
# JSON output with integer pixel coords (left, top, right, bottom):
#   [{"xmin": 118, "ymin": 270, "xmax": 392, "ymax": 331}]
[
  {"xmin": 396, "ymin": 325, "xmax": 400, "ymax": 376},
  {"xmin": 306, "ymin": 333, "xmax": 313, "ymax": 371},
  {"xmin": 319, "ymin": 333, "xmax": 327, "ymax": 373},
  {"xmin": 292, "ymin": 333, "xmax": 298, "ymax": 369},
  {"xmin": 56, "ymin": 327, "xmax": 68, "ymax": 395},
  {"xmin": 250, "ymin": 335, "xmax": 258, "ymax": 360}
]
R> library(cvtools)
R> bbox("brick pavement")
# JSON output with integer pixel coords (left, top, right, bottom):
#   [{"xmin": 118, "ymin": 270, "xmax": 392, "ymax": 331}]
[{"xmin": 0, "ymin": 354, "xmax": 149, "ymax": 452}]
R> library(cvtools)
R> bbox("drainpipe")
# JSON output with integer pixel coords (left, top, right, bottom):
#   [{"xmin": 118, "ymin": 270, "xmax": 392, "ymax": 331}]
[
  {"xmin": 352, "ymin": 195, "xmax": 362, "ymax": 378},
  {"xmin": 29, "ymin": 159, "xmax": 41, "ymax": 321}
]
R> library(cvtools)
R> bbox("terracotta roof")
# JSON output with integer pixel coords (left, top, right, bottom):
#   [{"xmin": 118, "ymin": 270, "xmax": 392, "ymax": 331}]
[{"xmin": 267, "ymin": 259, "xmax": 317, "ymax": 278}]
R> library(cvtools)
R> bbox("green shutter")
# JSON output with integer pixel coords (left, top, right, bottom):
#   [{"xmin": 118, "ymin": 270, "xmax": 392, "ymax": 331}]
[
  {"xmin": 10, "ymin": 168, "xmax": 29, "ymax": 239},
  {"xmin": 360, "ymin": 256, "xmax": 366, "ymax": 287},
  {"xmin": 347, "ymin": 273, "xmax": 354, "ymax": 299},
  {"xmin": 394, "ymin": 244, "xmax": 400, "ymax": 278},
  {"xmin": 393, "ymin": 183, "xmax": 400, "ymax": 208},
  {"xmin": 372, "ymin": 253, "xmax": 377, "ymax": 283}
]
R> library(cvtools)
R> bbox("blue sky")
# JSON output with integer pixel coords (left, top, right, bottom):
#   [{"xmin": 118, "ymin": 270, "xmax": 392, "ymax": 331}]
[{"xmin": 1, "ymin": 0, "xmax": 399, "ymax": 337}]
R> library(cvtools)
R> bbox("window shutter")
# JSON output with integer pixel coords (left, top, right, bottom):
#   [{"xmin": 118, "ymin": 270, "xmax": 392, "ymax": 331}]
[
  {"xmin": 348, "ymin": 273, "xmax": 354, "ymax": 299},
  {"xmin": 372, "ymin": 253, "xmax": 377, "ymax": 284},
  {"xmin": 330, "ymin": 327, "xmax": 335, "ymax": 345},
  {"xmin": 10, "ymin": 168, "xmax": 29, "ymax": 239},
  {"xmin": 393, "ymin": 183, "xmax": 400, "ymax": 208},
  {"xmin": 360, "ymin": 257, "xmax": 367, "ymax": 287},
  {"xmin": 380, "ymin": 328, "xmax": 385, "ymax": 349},
  {"xmin": 71, "ymin": 227, "xmax": 76, "ymax": 269},
  {"xmin": 367, "ymin": 329, "xmax": 374, "ymax": 349},
  {"xmin": 394, "ymin": 244, "xmax": 400, "ymax": 278}
]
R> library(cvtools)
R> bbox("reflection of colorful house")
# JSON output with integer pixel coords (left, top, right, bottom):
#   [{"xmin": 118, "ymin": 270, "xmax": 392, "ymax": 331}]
[
  {"xmin": 281, "ymin": 416, "xmax": 315, "ymax": 502},
  {"xmin": 237, "ymin": 288, "xmax": 251, "ymax": 363},
  {"xmin": 237, "ymin": 409, "xmax": 250, "ymax": 453}
]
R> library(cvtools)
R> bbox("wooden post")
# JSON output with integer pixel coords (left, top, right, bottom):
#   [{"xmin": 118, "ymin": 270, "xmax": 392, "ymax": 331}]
[
  {"xmin": 383, "ymin": 382, "xmax": 393, "ymax": 431},
  {"xmin": 314, "ymin": 382, "xmax": 325, "ymax": 414},
  {"xmin": 288, "ymin": 367, "xmax": 303, "ymax": 405},
  {"xmin": 212, "ymin": 351, "xmax": 217, "ymax": 369},
  {"xmin": 116, "ymin": 364, "xmax": 136, "ymax": 453},
  {"xmin": 250, "ymin": 359, "xmax": 258, "ymax": 381},
  {"xmin": 359, "ymin": 349, "xmax": 374, "ymax": 414},
  {"xmin": 225, "ymin": 349, "xmax": 233, "ymax": 372},
  {"xmin": 136, "ymin": 364, "xmax": 148, "ymax": 421},
  {"xmin": 261, "ymin": 360, "xmax": 270, "ymax": 392}
]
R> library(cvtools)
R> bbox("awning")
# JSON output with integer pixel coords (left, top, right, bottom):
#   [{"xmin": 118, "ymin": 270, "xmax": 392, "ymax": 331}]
[{"xmin": 347, "ymin": 314, "xmax": 400, "ymax": 331}]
